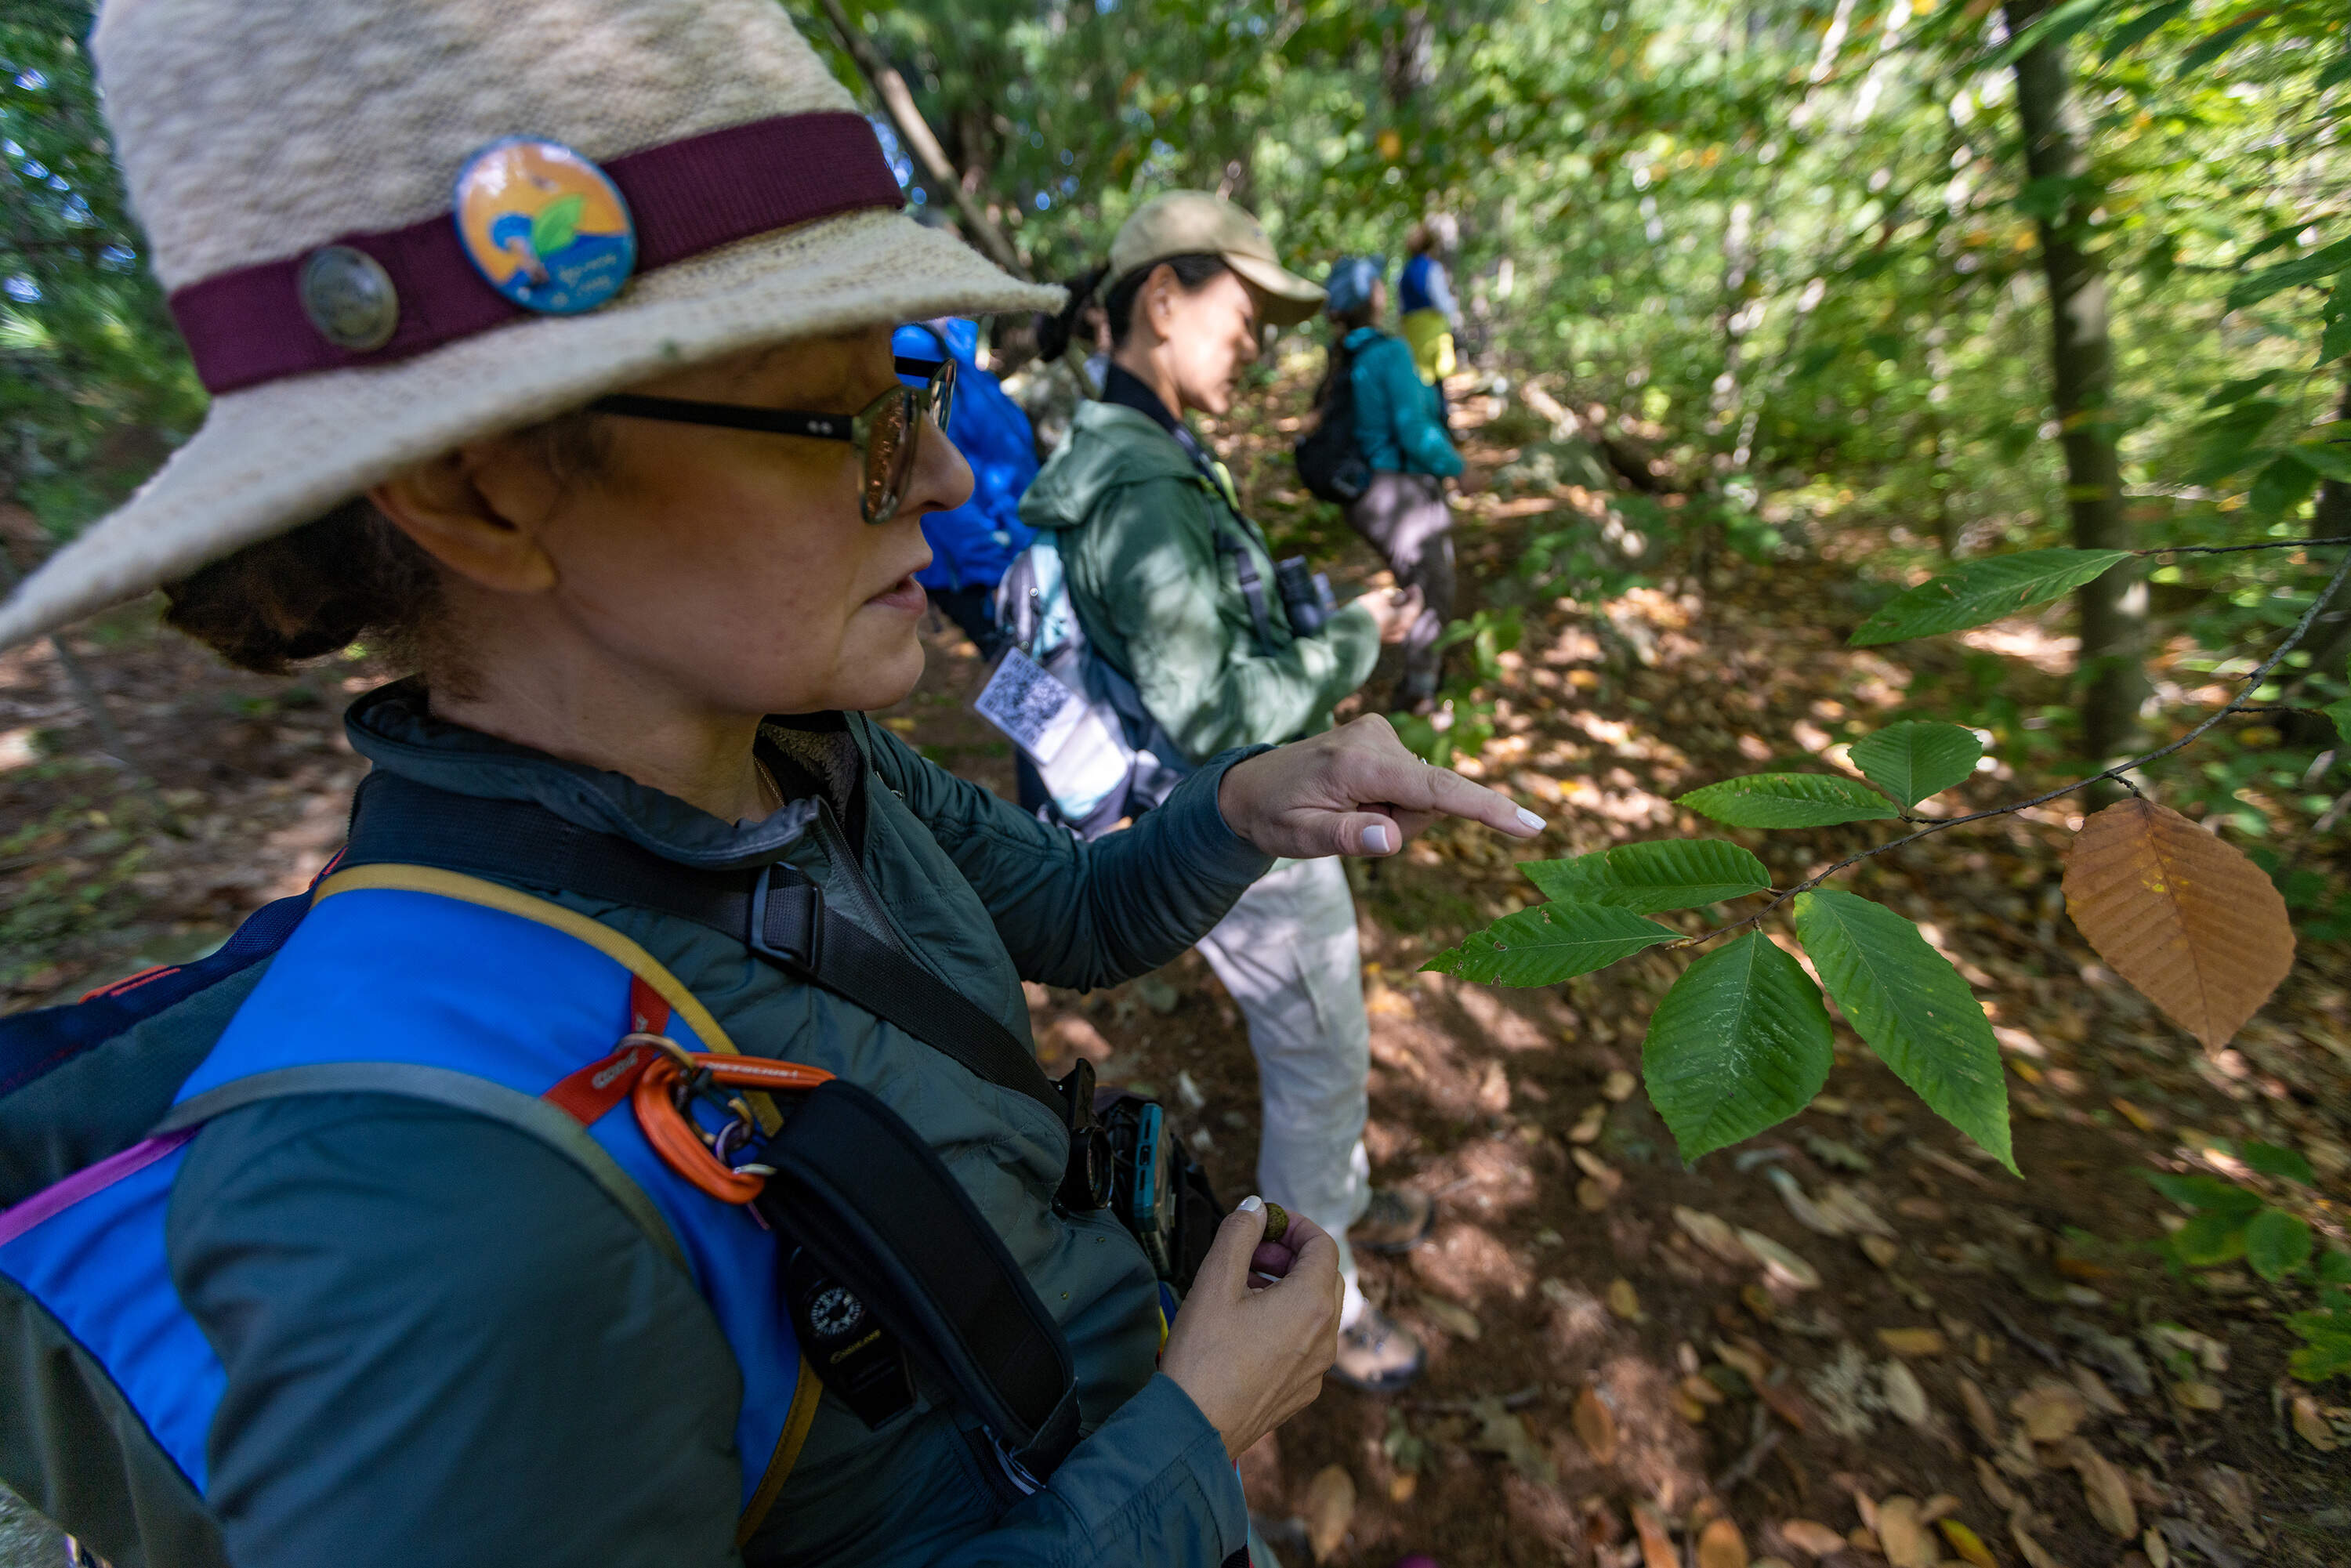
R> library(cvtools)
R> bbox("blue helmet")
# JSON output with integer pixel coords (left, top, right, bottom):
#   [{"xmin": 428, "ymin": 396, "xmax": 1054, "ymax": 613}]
[{"xmin": 1324, "ymin": 255, "xmax": 1385, "ymax": 317}]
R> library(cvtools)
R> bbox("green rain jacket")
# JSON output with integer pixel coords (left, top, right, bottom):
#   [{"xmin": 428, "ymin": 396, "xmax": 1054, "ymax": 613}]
[
  {"xmin": 1019, "ymin": 400, "xmax": 1381, "ymax": 759},
  {"xmin": 137, "ymin": 680, "xmax": 1277, "ymax": 1568}
]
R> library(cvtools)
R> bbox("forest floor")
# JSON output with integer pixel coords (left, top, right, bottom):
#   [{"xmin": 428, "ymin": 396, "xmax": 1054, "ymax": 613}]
[{"xmin": 2, "ymin": 368, "xmax": 2348, "ymax": 1568}]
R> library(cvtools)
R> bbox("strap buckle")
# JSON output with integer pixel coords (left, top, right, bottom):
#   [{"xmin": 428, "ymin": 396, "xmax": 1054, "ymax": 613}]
[{"xmin": 748, "ymin": 864, "xmax": 823, "ymax": 970}]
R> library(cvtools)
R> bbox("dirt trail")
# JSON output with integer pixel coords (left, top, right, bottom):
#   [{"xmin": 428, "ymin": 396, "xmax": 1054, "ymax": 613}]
[{"xmin": 2, "ymin": 372, "xmax": 2346, "ymax": 1566}]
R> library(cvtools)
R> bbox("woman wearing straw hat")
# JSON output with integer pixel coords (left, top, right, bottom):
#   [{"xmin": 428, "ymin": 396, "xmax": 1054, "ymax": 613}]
[
  {"xmin": 1020, "ymin": 195, "xmax": 1469, "ymax": 1396},
  {"xmin": 0, "ymin": 2, "xmax": 1544, "ymax": 1564}
]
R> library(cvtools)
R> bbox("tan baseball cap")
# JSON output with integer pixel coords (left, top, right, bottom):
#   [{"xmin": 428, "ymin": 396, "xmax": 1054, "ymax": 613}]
[{"xmin": 1107, "ymin": 190, "xmax": 1326, "ymax": 327}]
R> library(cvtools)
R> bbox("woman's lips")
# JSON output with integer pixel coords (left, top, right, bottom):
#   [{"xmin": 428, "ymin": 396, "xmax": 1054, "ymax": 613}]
[{"xmin": 867, "ymin": 573, "xmax": 926, "ymax": 613}]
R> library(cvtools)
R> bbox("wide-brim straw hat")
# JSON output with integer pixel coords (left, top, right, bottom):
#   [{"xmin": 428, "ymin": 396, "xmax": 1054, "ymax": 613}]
[{"xmin": 0, "ymin": 0, "xmax": 1061, "ymax": 650}]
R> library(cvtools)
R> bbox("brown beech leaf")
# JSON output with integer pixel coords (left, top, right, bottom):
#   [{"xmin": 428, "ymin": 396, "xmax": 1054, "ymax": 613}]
[
  {"xmin": 1632, "ymin": 1501, "xmax": 1679, "ymax": 1568},
  {"xmin": 2059, "ymin": 1436, "xmax": 2138, "ymax": 1538},
  {"xmin": 1696, "ymin": 1519, "xmax": 1750, "ymax": 1568},
  {"xmin": 1305, "ymin": 1463, "xmax": 1356, "ymax": 1563},
  {"xmin": 2009, "ymin": 1508, "xmax": 2063, "ymax": 1568},
  {"xmin": 1959, "ymin": 1376, "xmax": 2003, "ymax": 1449},
  {"xmin": 1875, "ymin": 1496, "xmax": 1939, "ymax": 1568},
  {"xmin": 2010, "ymin": 1380, "xmax": 2088, "ymax": 1443},
  {"xmin": 2062, "ymin": 798, "xmax": 2295, "ymax": 1051},
  {"xmin": 1778, "ymin": 1519, "xmax": 1847, "ymax": 1557},
  {"xmin": 1573, "ymin": 1385, "xmax": 1620, "ymax": 1464}
]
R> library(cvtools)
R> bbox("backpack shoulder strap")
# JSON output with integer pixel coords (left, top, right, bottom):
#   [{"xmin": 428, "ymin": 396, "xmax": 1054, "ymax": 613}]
[
  {"xmin": 162, "ymin": 871, "xmax": 824, "ymax": 1534},
  {"xmin": 339, "ymin": 776, "xmax": 1063, "ymax": 1121},
  {"xmin": 160, "ymin": 1059, "xmax": 687, "ymax": 1271}
]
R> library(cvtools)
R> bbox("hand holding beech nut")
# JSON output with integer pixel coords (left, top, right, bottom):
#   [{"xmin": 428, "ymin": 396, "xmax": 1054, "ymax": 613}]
[{"xmin": 1159, "ymin": 1196, "xmax": 1339, "ymax": 1459}]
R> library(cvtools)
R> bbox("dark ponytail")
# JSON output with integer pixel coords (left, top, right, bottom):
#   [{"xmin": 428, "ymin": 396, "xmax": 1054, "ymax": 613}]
[
  {"xmin": 1035, "ymin": 253, "xmax": 1230, "ymax": 360},
  {"xmin": 1036, "ymin": 263, "xmax": 1110, "ymax": 361}
]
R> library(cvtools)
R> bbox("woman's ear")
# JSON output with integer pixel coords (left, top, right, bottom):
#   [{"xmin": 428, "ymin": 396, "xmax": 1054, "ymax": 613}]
[
  {"xmin": 369, "ymin": 438, "xmax": 563, "ymax": 596},
  {"xmin": 1139, "ymin": 262, "xmax": 1182, "ymax": 341}
]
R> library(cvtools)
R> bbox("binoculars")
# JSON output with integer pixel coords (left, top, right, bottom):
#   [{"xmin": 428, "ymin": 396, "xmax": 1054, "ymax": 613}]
[{"xmin": 1276, "ymin": 556, "xmax": 1338, "ymax": 636}]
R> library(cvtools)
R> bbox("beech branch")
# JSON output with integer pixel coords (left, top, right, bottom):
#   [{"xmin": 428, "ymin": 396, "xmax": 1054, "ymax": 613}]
[
  {"xmin": 810, "ymin": 0, "xmax": 1029, "ymax": 280},
  {"xmin": 1673, "ymin": 544, "xmax": 2351, "ymax": 948}
]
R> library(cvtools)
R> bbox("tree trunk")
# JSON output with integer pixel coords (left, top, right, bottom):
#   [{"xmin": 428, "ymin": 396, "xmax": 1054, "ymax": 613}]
[
  {"xmin": 813, "ymin": 0, "xmax": 1028, "ymax": 279},
  {"xmin": 1382, "ymin": 7, "xmax": 1434, "ymax": 110},
  {"xmin": 2005, "ymin": 0, "xmax": 2146, "ymax": 772}
]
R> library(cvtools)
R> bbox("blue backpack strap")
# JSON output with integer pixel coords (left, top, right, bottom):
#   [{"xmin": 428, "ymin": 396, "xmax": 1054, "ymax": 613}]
[
  {"xmin": 158, "ymin": 1063, "xmax": 683, "ymax": 1273},
  {"xmin": 0, "ymin": 893, "xmax": 309, "ymax": 1099}
]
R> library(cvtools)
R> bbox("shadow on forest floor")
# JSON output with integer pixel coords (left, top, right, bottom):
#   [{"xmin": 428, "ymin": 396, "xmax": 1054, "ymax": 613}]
[{"xmin": 1, "ymin": 368, "xmax": 2346, "ymax": 1566}]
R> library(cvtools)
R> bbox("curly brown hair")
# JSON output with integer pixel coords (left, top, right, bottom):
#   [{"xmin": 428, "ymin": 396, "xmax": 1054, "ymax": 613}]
[{"xmin": 161, "ymin": 411, "xmax": 610, "ymax": 676}]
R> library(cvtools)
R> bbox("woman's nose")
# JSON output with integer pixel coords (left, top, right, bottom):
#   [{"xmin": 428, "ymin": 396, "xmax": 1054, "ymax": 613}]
[{"xmin": 906, "ymin": 413, "xmax": 974, "ymax": 516}]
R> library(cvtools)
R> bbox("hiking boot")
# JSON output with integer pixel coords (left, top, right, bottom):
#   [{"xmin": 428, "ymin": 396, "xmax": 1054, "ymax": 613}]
[
  {"xmin": 1351, "ymin": 1186, "xmax": 1435, "ymax": 1255},
  {"xmin": 1331, "ymin": 1305, "xmax": 1425, "ymax": 1394}
]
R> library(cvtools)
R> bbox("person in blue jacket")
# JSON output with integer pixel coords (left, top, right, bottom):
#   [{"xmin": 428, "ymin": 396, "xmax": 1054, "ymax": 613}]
[
  {"xmin": 892, "ymin": 318, "xmax": 1037, "ymax": 658},
  {"xmin": 1326, "ymin": 256, "xmax": 1463, "ymax": 709},
  {"xmin": 1398, "ymin": 222, "xmax": 1462, "ymax": 386}
]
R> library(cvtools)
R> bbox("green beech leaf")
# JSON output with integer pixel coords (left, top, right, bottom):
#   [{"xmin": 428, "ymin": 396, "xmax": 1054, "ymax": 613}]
[
  {"xmin": 2318, "ymin": 1251, "xmax": 2351, "ymax": 1285},
  {"xmin": 2171, "ymin": 1210, "xmax": 2251, "ymax": 1266},
  {"xmin": 1984, "ymin": 0, "xmax": 2106, "ymax": 67},
  {"xmin": 2143, "ymin": 1171, "xmax": 2263, "ymax": 1215},
  {"xmin": 1521, "ymin": 839, "xmax": 1770, "ymax": 913},
  {"xmin": 2288, "ymin": 1313, "xmax": 2351, "ymax": 1382},
  {"xmin": 2175, "ymin": 11, "xmax": 2266, "ymax": 74},
  {"xmin": 2325, "ymin": 699, "xmax": 2351, "ymax": 752},
  {"xmin": 1642, "ymin": 930, "xmax": 1833, "ymax": 1163},
  {"xmin": 2247, "ymin": 1208, "xmax": 2315, "ymax": 1282},
  {"xmin": 2229, "ymin": 236, "xmax": 2351, "ymax": 312},
  {"xmin": 1849, "ymin": 722, "xmax": 1984, "ymax": 808},
  {"xmin": 2100, "ymin": 0, "xmax": 2188, "ymax": 59},
  {"xmin": 531, "ymin": 193, "xmax": 585, "ymax": 257},
  {"xmin": 2242, "ymin": 1139, "xmax": 2316, "ymax": 1186},
  {"xmin": 2288, "ymin": 440, "xmax": 2351, "ymax": 482},
  {"xmin": 1679, "ymin": 773, "xmax": 1899, "ymax": 828},
  {"xmin": 1849, "ymin": 549, "xmax": 2133, "ymax": 646},
  {"xmin": 2249, "ymin": 456, "xmax": 2320, "ymax": 520},
  {"xmin": 2324, "ymin": 271, "xmax": 2351, "ymax": 363},
  {"xmin": 1420, "ymin": 903, "xmax": 1677, "ymax": 987},
  {"xmin": 1791, "ymin": 890, "xmax": 2015, "ymax": 1173}
]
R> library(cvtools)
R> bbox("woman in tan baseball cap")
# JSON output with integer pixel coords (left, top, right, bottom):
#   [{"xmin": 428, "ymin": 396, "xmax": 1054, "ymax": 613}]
[
  {"xmin": 0, "ymin": 8, "xmax": 1545, "ymax": 1568},
  {"xmin": 1020, "ymin": 192, "xmax": 1454, "ymax": 1396}
]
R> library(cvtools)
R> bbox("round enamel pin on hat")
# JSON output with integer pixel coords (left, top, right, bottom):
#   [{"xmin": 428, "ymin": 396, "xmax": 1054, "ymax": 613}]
[{"xmin": 452, "ymin": 138, "xmax": 636, "ymax": 314}]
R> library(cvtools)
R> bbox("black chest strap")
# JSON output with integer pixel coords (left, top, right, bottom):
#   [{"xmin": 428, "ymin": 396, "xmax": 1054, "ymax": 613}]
[{"xmin": 341, "ymin": 770, "xmax": 1062, "ymax": 1121}]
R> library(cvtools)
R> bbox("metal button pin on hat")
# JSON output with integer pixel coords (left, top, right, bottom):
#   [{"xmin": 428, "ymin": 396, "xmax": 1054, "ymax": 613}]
[{"xmin": 297, "ymin": 245, "xmax": 399, "ymax": 351}]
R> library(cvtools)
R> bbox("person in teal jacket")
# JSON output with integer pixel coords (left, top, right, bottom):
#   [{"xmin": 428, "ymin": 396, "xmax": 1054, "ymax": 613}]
[
  {"xmin": 1327, "ymin": 255, "xmax": 1464, "ymax": 708},
  {"xmin": 0, "ymin": 2, "xmax": 1549, "ymax": 1563}
]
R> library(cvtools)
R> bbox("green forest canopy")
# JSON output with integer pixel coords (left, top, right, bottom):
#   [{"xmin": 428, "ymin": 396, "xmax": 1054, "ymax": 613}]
[{"xmin": 5, "ymin": 0, "xmax": 2347, "ymax": 781}]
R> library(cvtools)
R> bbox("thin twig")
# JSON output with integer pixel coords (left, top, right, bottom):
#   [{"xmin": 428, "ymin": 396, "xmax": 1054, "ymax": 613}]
[
  {"xmin": 2313, "ymin": 782, "xmax": 2351, "ymax": 838},
  {"xmin": 1712, "ymin": 1407, "xmax": 1781, "ymax": 1493},
  {"xmin": 2135, "ymin": 535, "xmax": 2351, "ymax": 557},
  {"xmin": 1675, "ymin": 545, "xmax": 2351, "ymax": 949},
  {"xmin": 1407, "ymin": 1385, "xmax": 1543, "ymax": 1414}
]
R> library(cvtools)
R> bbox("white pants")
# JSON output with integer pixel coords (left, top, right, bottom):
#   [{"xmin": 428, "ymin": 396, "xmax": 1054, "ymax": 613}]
[{"xmin": 1196, "ymin": 856, "xmax": 1374, "ymax": 1325}]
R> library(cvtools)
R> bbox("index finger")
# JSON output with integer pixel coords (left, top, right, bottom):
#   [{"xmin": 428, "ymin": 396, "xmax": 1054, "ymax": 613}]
[{"xmin": 1364, "ymin": 749, "xmax": 1545, "ymax": 839}]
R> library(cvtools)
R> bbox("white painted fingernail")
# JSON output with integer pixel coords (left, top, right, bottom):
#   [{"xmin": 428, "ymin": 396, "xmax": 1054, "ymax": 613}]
[
  {"xmin": 1361, "ymin": 823, "xmax": 1394, "ymax": 854},
  {"xmin": 1238, "ymin": 1195, "xmax": 1264, "ymax": 1214},
  {"xmin": 1516, "ymin": 807, "xmax": 1545, "ymax": 831}
]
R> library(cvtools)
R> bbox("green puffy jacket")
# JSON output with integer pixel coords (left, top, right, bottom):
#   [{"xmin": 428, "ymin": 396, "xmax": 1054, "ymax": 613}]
[
  {"xmin": 1020, "ymin": 400, "xmax": 1382, "ymax": 761},
  {"xmin": 135, "ymin": 679, "xmax": 1276, "ymax": 1568}
]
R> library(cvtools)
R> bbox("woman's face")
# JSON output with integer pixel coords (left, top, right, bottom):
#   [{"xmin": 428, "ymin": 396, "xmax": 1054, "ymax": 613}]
[
  {"xmin": 1155, "ymin": 267, "xmax": 1265, "ymax": 416},
  {"xmin": 414, "ymin": 328, "xmax": 965, "ymax": 721}
]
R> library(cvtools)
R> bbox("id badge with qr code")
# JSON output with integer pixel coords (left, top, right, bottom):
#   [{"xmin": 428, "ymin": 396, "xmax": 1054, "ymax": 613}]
[{"xmin": 975, "ymin": 648, "xmax": 1130, "ymax": 815}]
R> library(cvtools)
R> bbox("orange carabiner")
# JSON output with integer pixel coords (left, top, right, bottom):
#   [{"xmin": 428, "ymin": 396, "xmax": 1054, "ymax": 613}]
[{"xmin": 633, "ymin": 1050, "xmax": 835, "ymax": 1203}]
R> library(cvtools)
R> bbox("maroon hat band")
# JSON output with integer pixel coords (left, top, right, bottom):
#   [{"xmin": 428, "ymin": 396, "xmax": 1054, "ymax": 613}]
[{"xmin": 168, "ymin": 111, "xmax": 904, "ymax": 396}]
